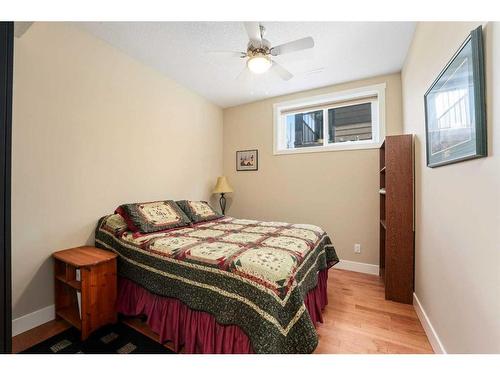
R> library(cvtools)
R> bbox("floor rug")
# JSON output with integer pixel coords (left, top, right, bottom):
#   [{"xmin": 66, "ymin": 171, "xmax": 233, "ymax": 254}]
[{"xmin": 21, "ymin": 322, "xmax": 175, "ymax": 354}]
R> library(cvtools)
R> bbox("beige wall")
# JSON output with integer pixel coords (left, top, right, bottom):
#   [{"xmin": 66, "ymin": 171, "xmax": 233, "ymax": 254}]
[
  {"xmin": 223, "ymin": 73, "xmax": 403, "ymax": 265},
  {"xmin": 12, "ymin": 22, "xmax": 223, "ymax": 319},
  {"xmin": 402, "ymin": 22, "xmax": 500, "ymax": 353}
]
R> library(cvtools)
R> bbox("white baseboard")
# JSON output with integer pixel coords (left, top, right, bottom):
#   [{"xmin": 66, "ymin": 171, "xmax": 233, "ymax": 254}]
[
  {"xmin": 333, "ymin": 259, "xmax": 379, "ymax": 275},
  {"xmin": 12, "ymin": 304, "xmax": 55, "ymax": 337},
  {"xmin": 413, "ymin": 293, "xmax": 447, "ymax": 354}
]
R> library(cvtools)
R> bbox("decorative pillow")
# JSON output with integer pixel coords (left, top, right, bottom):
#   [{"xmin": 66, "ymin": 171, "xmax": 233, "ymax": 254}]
[
  {"xmin": 115, "ymin": 200, "xmax": 191, "ymax": 233},
  {"xmin": 102, "ymin": 213, "xmax": 129, "ymax": 235},
  {"xmin": 176, "ymin": 200, "xmax": 223, "ymax": 223}
]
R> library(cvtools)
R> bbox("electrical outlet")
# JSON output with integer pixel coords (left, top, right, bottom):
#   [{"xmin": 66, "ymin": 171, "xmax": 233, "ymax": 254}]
[{"xmin": 354, "ymin": 243, "xmax": 361, "ymax": 253}]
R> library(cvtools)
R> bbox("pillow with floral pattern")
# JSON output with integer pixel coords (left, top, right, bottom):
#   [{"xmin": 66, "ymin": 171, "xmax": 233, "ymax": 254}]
[
  {"xmin": 115, "ymin": 200, "xmax": 191, "ymax": 233},
  {"xmin": 176, "ymin": 200, "xmax": 222, "ymax": 223}
]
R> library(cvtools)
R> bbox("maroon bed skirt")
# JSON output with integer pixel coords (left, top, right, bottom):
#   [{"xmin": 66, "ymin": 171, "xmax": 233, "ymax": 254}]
[{"xmin": 116, "ymin": 269, "xmax": 329, "ymax": 354}]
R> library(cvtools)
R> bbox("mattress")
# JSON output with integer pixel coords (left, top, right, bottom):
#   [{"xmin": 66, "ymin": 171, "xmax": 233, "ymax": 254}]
[{"xmin": 95, "ymin": 214, "xmax": 338, "ymax": 353}]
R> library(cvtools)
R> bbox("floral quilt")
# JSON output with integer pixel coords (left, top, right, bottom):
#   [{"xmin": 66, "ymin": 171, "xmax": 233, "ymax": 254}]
[{"xmin": 95, "ymin": 214, "xmax": 338, "ymax": 353}]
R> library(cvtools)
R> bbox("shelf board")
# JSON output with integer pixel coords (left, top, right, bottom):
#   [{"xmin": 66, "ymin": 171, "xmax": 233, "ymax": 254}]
[
  {"xmin": 379, "ymin": 188, "xmax": 386, "ymax": 195},
  {"xmin": 380, "ymin": 219, "xmax": 387, "ymax": 229},
  {"xmin": 56, "ymin": 306, "xmax": 82, "ymax": 330},
  {"xmin": 380, "ymin": 166, "xmax": 386, "ymax": 173},
  {"xmin": 55, "ymin": 275, "xmax": 81, "ymax": 290}
]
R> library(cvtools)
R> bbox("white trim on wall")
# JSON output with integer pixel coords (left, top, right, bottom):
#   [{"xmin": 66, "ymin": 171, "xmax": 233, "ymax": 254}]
[
  {"xmin": 12, "ymin": 260, "xmax": 379, "ymax": 336},
  {"xmin": 12, "ymin": 304, "xmax": 55, "ymax": 337},
  {"xmin": 413, "ymin": 293, "xmax": 447, "ymax": 354},
  {"xmin": 333, "ymin": 259, "xmax": 379, "ymax": 275}
]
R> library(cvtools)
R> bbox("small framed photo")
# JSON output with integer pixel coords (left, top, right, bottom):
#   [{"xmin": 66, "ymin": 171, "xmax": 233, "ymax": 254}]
[
  {"xmin": 424, "ymin": 26, "xmax": 487, "ymax": 168},
  {"xmin": 236, "ymin": 149, "xmax": 258, "ymax": 171}
]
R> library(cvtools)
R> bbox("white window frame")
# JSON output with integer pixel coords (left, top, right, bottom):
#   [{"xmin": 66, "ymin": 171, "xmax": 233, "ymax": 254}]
[{"xmin": 273, "ymin": 83, "xmax": 386, "ymax": 155}]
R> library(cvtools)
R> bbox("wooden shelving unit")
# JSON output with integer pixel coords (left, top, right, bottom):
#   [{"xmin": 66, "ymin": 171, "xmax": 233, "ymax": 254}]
[
  {"xmin": 379, "ymin": 140, "xmax": 386, "ymax": 282},
  {"xmin": 56, "ymin": 305, "xmax": 82, "ymax": 330},
  {"xmin": 53, "ymin": 246, "xmax": 118, "ymax": 340},
  {"xmin": 379, "ymin": 135, "xmax": 414, "ymax": 304},
  {"xmin": 55, "ymin": 274, "xmax": 81, "ymax": 290}
]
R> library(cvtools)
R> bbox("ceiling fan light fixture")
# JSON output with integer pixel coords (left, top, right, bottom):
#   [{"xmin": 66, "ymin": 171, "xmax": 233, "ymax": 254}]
[{"xmin": 247, "ymin": 55, "xmax": 272, "ymax": 74}]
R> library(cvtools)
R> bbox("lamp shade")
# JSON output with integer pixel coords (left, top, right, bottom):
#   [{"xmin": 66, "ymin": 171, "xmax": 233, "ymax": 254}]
[{"xmin": 212, "ymin": 176, "xmax": 234, "ymax": 194}]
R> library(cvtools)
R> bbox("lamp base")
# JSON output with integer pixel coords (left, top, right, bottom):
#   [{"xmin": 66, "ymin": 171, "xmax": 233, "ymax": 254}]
[{"xmin": 219, "ymin": 193, "xmax": 226, "ymax": 215}]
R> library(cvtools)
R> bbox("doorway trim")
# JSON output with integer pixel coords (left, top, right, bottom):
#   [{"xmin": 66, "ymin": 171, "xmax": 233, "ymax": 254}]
[{"xmin": 0, "ymin": 21, "xmax": 14, "ymax": 354}]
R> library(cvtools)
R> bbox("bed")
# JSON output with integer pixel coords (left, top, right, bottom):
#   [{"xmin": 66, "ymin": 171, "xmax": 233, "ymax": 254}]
[{"xmin": 95, "ymin": 213, "xmax": 338, "ymax": 353}]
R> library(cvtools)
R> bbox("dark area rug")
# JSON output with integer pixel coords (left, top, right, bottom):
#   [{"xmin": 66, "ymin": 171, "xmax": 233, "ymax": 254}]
[{"xmin": 21, "ymin": 322, "xmax": 175, "ymax": 354}]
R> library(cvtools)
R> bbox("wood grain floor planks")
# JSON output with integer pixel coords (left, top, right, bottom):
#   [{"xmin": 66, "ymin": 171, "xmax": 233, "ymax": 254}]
[{"xmin": 12, "ymin": 268, "xmax": 433, "ymax": 354}]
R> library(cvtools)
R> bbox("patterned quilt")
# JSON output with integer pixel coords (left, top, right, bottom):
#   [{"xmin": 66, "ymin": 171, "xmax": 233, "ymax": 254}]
[{"xmin": 95, "ymin": 214, "xmax": 339, "ymax": 353}]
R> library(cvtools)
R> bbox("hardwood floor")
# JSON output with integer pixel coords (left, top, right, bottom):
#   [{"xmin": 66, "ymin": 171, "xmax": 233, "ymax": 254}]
[
  {"xmin": 315, "ymin": 269, "xmax": 432, "ymax": 353},
  {"xmin": 12, "ymin": 269, "xmax": 433, "ymax": 354},
  {"xmin": 12, "ymin": 318, "xmax": 71, "ymax": 353}
]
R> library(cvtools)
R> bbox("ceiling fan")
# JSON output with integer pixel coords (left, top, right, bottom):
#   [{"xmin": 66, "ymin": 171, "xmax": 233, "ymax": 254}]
[{"xmin": 209, "ymin": 22, "xmax": 315, "ymax": 81}]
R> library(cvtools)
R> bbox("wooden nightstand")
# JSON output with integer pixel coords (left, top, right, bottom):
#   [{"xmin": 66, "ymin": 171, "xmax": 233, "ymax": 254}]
[{"xmin": 53, "ymin": 246, "xmax": 117, "ymax": 340}]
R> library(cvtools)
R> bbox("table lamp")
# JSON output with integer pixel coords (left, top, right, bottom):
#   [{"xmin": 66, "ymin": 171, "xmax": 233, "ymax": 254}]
[{"xmin": 212, "ymin": 176, "xmax": 234, "ymax": 215}]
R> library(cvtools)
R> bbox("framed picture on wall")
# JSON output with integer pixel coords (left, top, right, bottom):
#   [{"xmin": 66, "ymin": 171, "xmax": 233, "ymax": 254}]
[
  {"xmin": 236, "ymin": 149, "xmax": 258, "ymax": 171},
  {"xmin": 424, "ymin": 26, "xmax": 487, "ymax": 168}
]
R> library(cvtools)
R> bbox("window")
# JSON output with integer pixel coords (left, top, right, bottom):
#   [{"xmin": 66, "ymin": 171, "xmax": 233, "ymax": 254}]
[
  {"xmin": 273, "ymin": 84, "xmax": 386, "ymax": 154},
  {"xmin": 285, "ymin": 110, "xmax": 323, "ymax": 149}
]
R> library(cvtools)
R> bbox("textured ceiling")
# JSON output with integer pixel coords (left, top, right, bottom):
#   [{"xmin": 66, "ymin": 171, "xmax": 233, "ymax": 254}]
[{"xmin": 78, "ymin": 22, "xmax": 416, "ymax": 108}]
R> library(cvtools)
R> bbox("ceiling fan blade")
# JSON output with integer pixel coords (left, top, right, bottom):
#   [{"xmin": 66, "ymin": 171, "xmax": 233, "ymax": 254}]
[
  {"xmin": 244, "ymin": 22, "xmax": 262, "ymax": 46},
  {"xmin": 235, "ymin": 66, "xmax": 253, "ymax": 81},
  {"xmin": 299, "ymin": 67, "xmax": 325, "ymax": 75},
  {"xmin": 206, "ymin": 50, "xmax": 247, "ymax": 58},
  {"xmin": 270, "ymin": 37, "xmax": 314, "ymax": 56},
  {"xmin": 271, "ymin": 61, "xmax": 293, "ymax": 81}
]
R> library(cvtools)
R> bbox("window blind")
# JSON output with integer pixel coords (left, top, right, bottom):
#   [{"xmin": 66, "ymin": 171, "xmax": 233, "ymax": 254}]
[{"xmin": 279, "ymin": 94, "xmax": 378, "ymax": 116}]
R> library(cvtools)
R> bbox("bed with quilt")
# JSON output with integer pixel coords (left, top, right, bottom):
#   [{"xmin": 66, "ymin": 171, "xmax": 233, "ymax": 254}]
[{"xmin": 95, "ymin": 199, "xmax": 338, "ymax": 354}]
